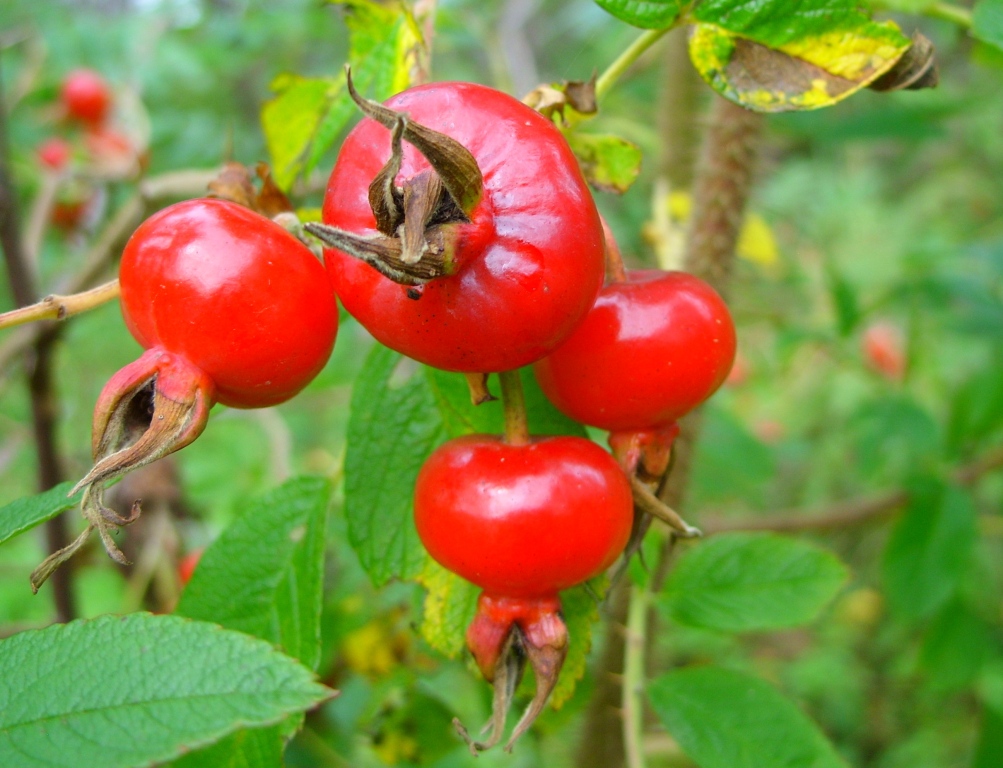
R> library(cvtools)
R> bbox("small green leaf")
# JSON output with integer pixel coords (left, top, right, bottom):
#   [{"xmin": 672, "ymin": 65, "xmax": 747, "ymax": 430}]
[
  {"xmin": 417, "ymin": 559, "xmax": 480, "ymax": 658},
  {"xmin": 345, "ymin": 346, "xmax": 447, "ymax": 585},
  {"xmin": 649, "ymin": 666, "xmax": 848, "ymax": 768},
  {"xmin": 176, "ymin": 476, "xmax": 331, "ymax": 670},
  {"xmin": 687, "ymin": 0, "xmax": 913, "ymax": 112},
  {"xmin": 566, "ymin": 133, "xmax": 643, "ymax": 194},
  {"xmin": 826, "ymin": 266, "xmax": 859, "ymax": 336},
  {"xmin": 0, "ymin": 482, "xmax": 80, "ymax": 547},
  {"xmin": 883, "ymin": 481, "xmax": 976, "ymax": 619},
  {"xmin": 974, "ymin": 0, "xmax": 1003, "ymax": 51},
  {"xmin": 0, "ymin": 614, "xmax": 333, "ymax": 768},
  {"xmin": 594, "ymin": 0, "xmax": 683, "ymax": 29},
  {"xmin": 662, "ymin": 533, "xmax": 848, "ymax": 633}
]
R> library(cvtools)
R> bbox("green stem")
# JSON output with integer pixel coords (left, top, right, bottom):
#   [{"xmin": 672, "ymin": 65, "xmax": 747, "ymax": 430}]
[
  {"xmin": 596, "ymin": 28, "xmax": 672, "ymax": 102},
  {"xmin": 929, "ymin": 2, "xmax": 973, "ymax": 28},
  {"xmin": 622, "ymin": 583, "xmax": 650, "ymax": 768},
  {"xmin": 498, "ymin": 370, "xmax": 529, "ymax": 446}
]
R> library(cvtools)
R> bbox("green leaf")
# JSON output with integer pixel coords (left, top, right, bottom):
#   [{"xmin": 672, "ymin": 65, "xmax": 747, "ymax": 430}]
[
  {"xmin": 662, "ymin": 533, "xmax": 848, "ymax": 633},
  {"xmin": 417, "ymin": 559, "xmax": 480, "ymax": 658},
  {"xmin": 566, "ymin": 133, "xmax": 643, "ymax": 194},
  {"xmin": 0, "ymin": 482, "xmax": 80, "ymax": 547},
  {"xmin": 176, "ymin": 476, "xmax": 331, "ymax": 670},
  {"xmin": 594, "ymin": 0, "xmax": 683, "ymax": 29},
  {"xmin": 918, "ymin": 598, "xmax": 991, "ymax": 692},
  {"xmin": 974, "ymin": 1, "xmax": 1003, "ymax": 51},
  {"xmin": 687, "ymin": 0, "xmax": 912, "ymax": 112},
  {"xmin": 883, "ymin": 481, "xmax": 977, "ymax": 619},
  {"xmin": 168, "ymin": 727, "xmax": 284, "ymax": 768},
  {"xmin": 550, "ymin": 578, "xmax": 606, "ymax": 708},
  {"xmin": 345, "ymin": 346, "xmax": 447, "ymax": 585},
  {"xmin": 826, "ymin": 266, "xmax": 859, "ymax": 336},
  {"xmin": 0, "ymin": 614, "xmax": 333, "ymax": 768},
  {"xmin": 973, "ymin": 707, "xmax": 1003, "ymax": 768},
  {"xmin": 649, "ymin": 666, "xmax": 848, "ymax": 768},
  {"xmin": 262, "ymin": 0, "xmax": 419, "ymax": 189}
]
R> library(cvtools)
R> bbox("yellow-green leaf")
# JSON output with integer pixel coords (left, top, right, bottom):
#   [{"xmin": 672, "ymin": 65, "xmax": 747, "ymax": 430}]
[
  {"xmin": 567, "ymin": 133, "xmax": 643, "ymax": 194},
  {"xmin": 686, "ymin": 0, "xmax": 914, "ymax": 112},
  {"xmin": 417, "ymin": 559, "xmax": 479, "ymax": 658}
]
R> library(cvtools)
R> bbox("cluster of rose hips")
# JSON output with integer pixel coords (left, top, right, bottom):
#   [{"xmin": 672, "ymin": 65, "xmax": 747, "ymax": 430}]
[
  {"xmin": 45, "ymin": 73, "xmax": 735, "ymax": 750},
  {"xmin": 35, "ymin": 69, "xmax": 140, "ymax": 231}
]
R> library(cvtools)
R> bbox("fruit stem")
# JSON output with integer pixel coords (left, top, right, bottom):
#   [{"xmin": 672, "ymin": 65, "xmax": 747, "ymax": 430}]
[
  {"xmin": 498, "ymin": 370, "xmax": 530, "ymax": 446},
  {"xmin": 595, "ymin": 28, "xmax": 672, "ymax": 102},
  {"xmin": 602, "ymin": 218, "xmax": 628, "ymax": 283},
  {"xmin": 0, "ymin": 279, "xmax": 120, "ymax": 331}
]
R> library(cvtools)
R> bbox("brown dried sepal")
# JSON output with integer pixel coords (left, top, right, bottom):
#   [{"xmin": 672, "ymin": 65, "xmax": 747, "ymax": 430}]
[
  {"xmin": 523, "ymin": 73, "xmax": 597, "ymax": 124},
  {"xmin": 207, "ymin": 162, "xmax": 295, "ymax": 217}
]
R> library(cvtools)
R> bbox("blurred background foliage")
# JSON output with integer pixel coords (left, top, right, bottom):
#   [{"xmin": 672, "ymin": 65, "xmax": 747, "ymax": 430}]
[{"xmin": 0, "ymin": 1, "xmax": 1001, "ymax": 767}]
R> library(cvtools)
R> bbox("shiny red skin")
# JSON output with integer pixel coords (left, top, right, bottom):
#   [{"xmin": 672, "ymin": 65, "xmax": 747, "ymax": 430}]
[
  {"xmin": 322, "ymin": 82, "xmax": 605, "ymax": 373},
  {"xmin": 37, "ymin": 137, "xmax": 72, "ymax": 170},
  {"xmin": 119, "ymin": 199, "xmax": 338, "ymax": 408},
  {"xmin": 61, "ymin": 69, "xmax": 112, "ymax": 126},
  {"xmin": 414, "ymin": 435, "xmax": 633, "ymax": 599},
  {"xmin": 534, "ymin": 270, "xmax": 737, "ymax": 432}
]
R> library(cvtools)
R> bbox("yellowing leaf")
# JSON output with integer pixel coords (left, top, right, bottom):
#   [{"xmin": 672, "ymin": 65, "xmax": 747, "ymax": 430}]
[
  {"xmin": 688, "ymin": 22, "xmax": 912, "ymax": 112},
  {"xmin": 417, "ymin": 558, "xmax": 479, "ymax": 658}
]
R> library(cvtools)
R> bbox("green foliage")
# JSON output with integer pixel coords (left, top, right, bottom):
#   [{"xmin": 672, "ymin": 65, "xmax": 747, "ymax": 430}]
[
  {"xmin": 594, "ymin": 0, "xmax": 682, "ymax": 30},
  {"xmin": 176, "ymin": 476, "xmax": 331, "ymax": 669},
  {"xmin": 0, "ymin": 614, "xmax": 332, "ymax": 768},
  {"xmin": 662, "ymin": 533, "xmax": 849, "ymax": 633},
  {"xmin": 566, "ymin": 133, "xmax": 643, "ymax": 193},
  {"xmin": 882, "ymin": 481, "xmax": 977, "ymax": 619},
  {"xmin": 263, "ymin": 0, "xmax": 419, "ymax": 189},
  {"xmin": 649, "ymin": 666, "xmax": 848, "ymax": 768},
  {"xmin": 0, "ymin": 482, "xmax": 79, "ymax": 547},
  {"xmin": 974, "ymin": 1, "xmax": 1003, "ymax": 51}
]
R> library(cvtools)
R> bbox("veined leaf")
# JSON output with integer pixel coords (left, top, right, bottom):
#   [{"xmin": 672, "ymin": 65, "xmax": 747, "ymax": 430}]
[
  {"xmin": 0, "ymin": 614, "xmax": 332, "ymax": 768},
  {"xmin": 566, "ymin": 133, "xmax": 643, "ymax": 194},
  {"xmin": 594, "ymin": 0, "xmax": 684, "ymax": 29},
  {"xmin": 0, "ymin": 482, "xmax": 80, "ymax": 547}
]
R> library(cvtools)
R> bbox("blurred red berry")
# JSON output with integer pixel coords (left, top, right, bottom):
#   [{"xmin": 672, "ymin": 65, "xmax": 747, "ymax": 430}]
[
  {"xmin": 862, "ymin": 322, "xmax": 906, "ymax": 381},
  {"xmin": 61, "ymin": 69, "xmax": 112, "ymax": 126},
  {"xmin": 36, "ymin": 137, "xmax": 72, "ymax": 170}
]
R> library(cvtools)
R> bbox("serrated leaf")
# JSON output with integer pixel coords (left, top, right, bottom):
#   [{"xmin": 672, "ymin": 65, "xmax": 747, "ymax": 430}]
[
  {"xmin": 649, "ymin": 666, "xmax": 848, "ymax": 768},
  {"xmin": 687, "ymin": 0, "xmax": 913, "ymax": 112},
  {"xmin": 662, "ymin": 533, "xmax": 848, "ymax": 633},
  {"xmin": 176, "ymin": 476, "xmax": 330, "ymax": 670},
  {"xmin": 550, "ymin": 577, "xmax": 606, "ymax": 708},
  {"xmin": 883, "ymin": 481, "xmax": 976, "ymax": 619},
  {"xmin": 566, "ymin": 133, "xmax": 643, "ymax": 194},
  {"xmin": 262, "ymin": 0, "xmax": 419, "ymax": 189},
  {"xmin": 0, "ymin": 614, "xmax": 333, "ymax": 768},
  {"xmin": 974, "ymin": 0, "xmax": 1003, "ymax": 51},
  {"xmin": 594, "ymin": 0, "xmax": 683, "ymax": 29},
  {"xmin": 417, "ymin": 559, "xmax": 480, "ymax": 658},
  {"xmin": 345, "ymin": 346, "xmax": 447, "ymax": 585},
  {"xmin": 0, "ymin": 482, "xmax": 80, "ymax": 547}
]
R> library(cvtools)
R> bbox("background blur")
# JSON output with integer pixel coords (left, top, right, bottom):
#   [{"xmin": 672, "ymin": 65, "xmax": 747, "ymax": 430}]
[{"xmin": 1, "ymin": 1, "xmax": 1001, "ymax": 766}]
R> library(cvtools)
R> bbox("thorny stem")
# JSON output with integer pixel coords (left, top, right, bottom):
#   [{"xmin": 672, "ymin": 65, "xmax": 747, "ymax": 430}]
[
  {"xmin": 0, "ymin": 279, "xmax": 120, "ymax": 331},
  {"xmin": 498, "ymin": 370, "xmax": 530, "ymax": 446},
  {"xmin": 595, "ymin": 28, "xmax": 672, "ymax": 102}
]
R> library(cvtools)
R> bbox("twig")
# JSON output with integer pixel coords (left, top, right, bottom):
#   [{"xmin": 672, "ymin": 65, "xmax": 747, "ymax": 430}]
[
  {"xmin": 622, "ymin": 583, "xmax": 649, "ymax": 768},
  {"xmin": 702, "ymin": 444, "xmax": 1003, "ymax": 535},
  {"xmin": 0, "ymin": 279, "xmax": 120, "ymax": 331},
  {"xmin": 596, "ymin": 28, "xmax": 671, "ymax": 102}
]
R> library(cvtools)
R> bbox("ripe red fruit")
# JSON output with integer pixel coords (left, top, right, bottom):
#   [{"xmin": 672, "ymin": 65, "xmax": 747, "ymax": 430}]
[
  {"xmin": 414, "ymin": 434, "xmax": 632, "ymax": 750},
  {"xmin": 314, "ymin": 79, "xmax": 605, "ymax": 373},
  {"xmin": 862, "ymin": 321, "xmax": 906, "ymax": 381},
  {"xmin": 36, "ymin": 137, "xmax": 72, "ymax": 170},
  {"xmin": 534, "ymin": 270, "xmax": 736, "ymax": 475},
  {"xmin": 34, "ymin": 199, "xmax": 338, "ymax": 590},
  {"xmin": 61, "ymin": 69, "xmax": 112, "ymax": 126}
]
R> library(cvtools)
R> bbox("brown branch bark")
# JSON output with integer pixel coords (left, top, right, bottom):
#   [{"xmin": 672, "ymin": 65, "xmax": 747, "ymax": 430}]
[
  {"xmin": 702, "ymin": 443, "xmax": 1003, "ymax": 535},
  {"xmin": 0, "ymin": 55, "xmax": 74, "ymax": 621}
]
